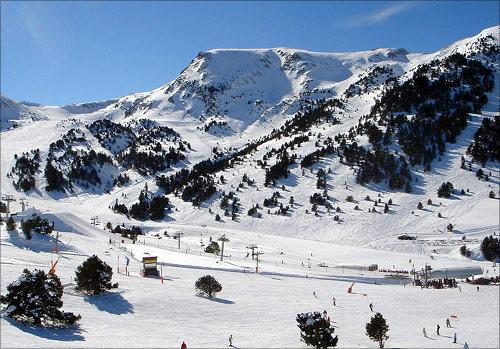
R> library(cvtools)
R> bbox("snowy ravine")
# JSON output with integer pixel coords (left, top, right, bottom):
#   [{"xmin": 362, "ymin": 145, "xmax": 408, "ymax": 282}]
[{"xmin": 0, "ymin": 26, "xmax": 499, "ymax": 348}]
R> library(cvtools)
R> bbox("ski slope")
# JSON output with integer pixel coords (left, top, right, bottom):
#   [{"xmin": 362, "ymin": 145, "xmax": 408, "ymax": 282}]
[{"xmin": 1, "ymin": 211, "xmax": 499, "ymax": 348}]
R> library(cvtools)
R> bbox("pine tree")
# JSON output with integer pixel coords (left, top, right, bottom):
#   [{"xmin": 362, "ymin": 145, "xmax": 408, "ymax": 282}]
[
  {"xmin": 437, "ymin": 182, "xmax": 454, "ymax": 198},
  {"xmin": 296, "ymin": 311, "xmax": 338, "ymax": 348},
  {"xmin": 195, "ymin": 275, "xmax": 222, "ymax": 298},
  {"xmin": 366, "ymin": 312, "xmax": 389, "ymax": 349},
  {"xmin": 0, "ymin": 269, "xmax": 80, "ymax": 327},
  {"xmin": 44, "ymin": 161, "xmax": 65, "ymax": 191},
  {"xmin": 481, "ymin": 235, "xmax": 500, "ymax": 262},
  {"xmin": 6, "ymin": 216, "xmax": 16, "ymax": 231},
  {"xmin": 75, "ymin": 255, "xmax": 118, "ymax": 295}
]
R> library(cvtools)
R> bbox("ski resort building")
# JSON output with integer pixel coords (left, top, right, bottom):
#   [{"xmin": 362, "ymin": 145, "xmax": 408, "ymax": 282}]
[{"xmin": 426, "ymin": 266, "xmax": 483, "ymax": 279}]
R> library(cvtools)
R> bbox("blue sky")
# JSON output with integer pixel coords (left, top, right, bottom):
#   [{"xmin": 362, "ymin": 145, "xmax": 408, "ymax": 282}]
[{"xmin": 1, "ymin": 1, "xmax": 498, "ymax": 105}]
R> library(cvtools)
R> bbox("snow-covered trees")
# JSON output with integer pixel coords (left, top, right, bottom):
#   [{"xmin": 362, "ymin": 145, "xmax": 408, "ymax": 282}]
[
  {"xmin": 75, "ymin": 255, "xmax": 118, "ymax": 295},
  {"xmin": 195, "ymin": 275, "xmax": 222, "ymax": 298},
  {"xmin": 10, "ymin": 150, "xmax": 40, "ymax": 191},
  {"xmin": 0, "ymin": 269, "xmax": 80, "ymax": 327},
  {"xmin": 365, "ymin": 312, "xmax": 389, "ymax": 349},
  {"xmin": 296, "ymin": 311, "xmax": 338, "ymax": 348}
]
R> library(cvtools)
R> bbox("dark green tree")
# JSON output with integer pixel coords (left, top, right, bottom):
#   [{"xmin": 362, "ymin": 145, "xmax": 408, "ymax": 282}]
[
  {"xmin": 75, "ymin": 255, "xmax": 118, "ymax": 295},
  {"xmin": 44, "ymin": 160, "xmax": 65, "ymax": 191},
  {"xmin": 366, "ymin": 312, "xmax": 389, "ymax": 349},
  {"xmin": 481, "ymin": 235, "xmax": 500, "ymax": 262},
  {"xmin": 6, "ymin": 216, "xmax": 16, "ymax": 231},
  {"xmin": 195, "ymin": 275, "xmax": 222, "ymax": 298},
  {"xmin": 437, "ymin": 182, "xmax": 454, "ymax": 198}
]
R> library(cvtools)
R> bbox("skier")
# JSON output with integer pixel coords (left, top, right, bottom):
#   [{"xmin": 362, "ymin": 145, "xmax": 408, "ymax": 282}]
[
  {"xmin": 437, "ymin": 324, "xmax": 440, "ymax": 335},
  {"xmin": 181, "ymin": 341, "xmax": 187, "ymax": 349},
  {"xmin": 464, "ymin": 342, "xmax": 469, "ymax": 349},
  {"xmin": 369, "ymin": 302, "xmax": 373, "ymax": 311},
  {"xmin": 423, "ymin": 328, "xmax": 427, "ymax": 337},
  {"xmin": 229, "ymin": 334, "xmax": 233, "ymax": 347},
  {"xmin": 313, "ymin": 291, "xmax": 318, "ymax": 298},
  {"xmin": 446, "ymin": 318, "xmax": 451, "ymax": 328},
  {"xmin": 322, "ymin": 310, "xmax": 328, "ymax": 320},
  {"xmin": 332, "ymin": 296, "xmax": 336, "ymax": 306},
  {"xmin": 476, "ymin": 286, "xmax": 479, "ymax": 292},
  {"xmin": 454, "ymin": 333, "xmax": 457, "ymax": 343}
]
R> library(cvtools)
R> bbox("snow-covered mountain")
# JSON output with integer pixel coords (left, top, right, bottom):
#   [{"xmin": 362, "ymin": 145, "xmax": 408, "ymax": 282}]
[{"xmin": 1, "ymin": 26, "xmax": 499, "ymax": 249}]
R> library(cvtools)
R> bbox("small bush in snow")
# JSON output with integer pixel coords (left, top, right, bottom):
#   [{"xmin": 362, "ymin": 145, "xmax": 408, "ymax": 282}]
[
  {"xmin": 204, "ymin": 241, "xmax": 220, "ymax": 255},
  {"xmin": 460, "ymin": 245, "xmax": 471, "ymax": 258},
  {"xmin": 195, "ymin": 275, "xmax": 222, "ymax": 298},
  {"xmin": 0, "ymin": 269, "xmax": 80, "ymax": 327},
  {"xmin": 75, "ymin": 255, "xmax": 118, "ymax": 295},
  {"xmin": 296, "ymin": 311, "xmax": 338, "ymax": 348}
]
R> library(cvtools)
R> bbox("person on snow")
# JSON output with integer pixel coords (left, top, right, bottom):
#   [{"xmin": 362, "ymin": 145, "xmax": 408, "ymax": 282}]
[
  {"xmin": 181, "ymin": 341, "xmax": 187, "ymax": 349},
  {"xmin": 229, "ymin": 334, "xmax": 233, "ymax": 347},
  {"xmin": 423, "ymin": 328, "xmax": 427, "ymax": 337},
  {"xmin": 436, "ymin": 324, "xmax": 440, "ymax": 335},
  {"xmin": 446, "ymin": 318, "xmax": 451, "ymax": 328},
  {"xmin": 332, "ymin": 296, "xmax": 336, "ymax": 306},
  {"xmin": 322, "ymin": 310, "xmax": 328, "ymax": 319},
  {"xmin": 369, "ymin": 303, "xmax": 373, "ymax": 311},
  {"xmin": 454, "ymin": 333, "xmax": 457, "ymax": 343},
  {"xmin": 313, "ymin": 291, "xmax": 317, "ymax": 298}
]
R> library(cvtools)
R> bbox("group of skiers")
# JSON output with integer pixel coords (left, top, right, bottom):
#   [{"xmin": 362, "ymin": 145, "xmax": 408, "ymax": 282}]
[{"xmin": 422, "ymin": 318, "xmax": 460, "ymax": 344}]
